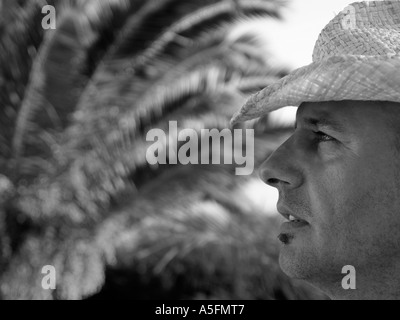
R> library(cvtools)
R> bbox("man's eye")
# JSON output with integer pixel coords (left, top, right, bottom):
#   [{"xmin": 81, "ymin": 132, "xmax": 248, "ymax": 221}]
[{"xmin": 313, "ymin": 131, "xmax": 334, "ymax": 142}]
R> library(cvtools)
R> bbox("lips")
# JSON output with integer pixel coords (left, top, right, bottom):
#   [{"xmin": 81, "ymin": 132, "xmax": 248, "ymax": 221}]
[
  {"xmin": 280, "ymin": 219, "xmax": 308, "ymax": 230},
  {"xmin": 277, "ymin": 204, "xmax": 308, "ymax": 225},
  {"xmin": 288, "ymin": 214, "xmax": 303, "ymax": 223},
  {"xmin": 277, "ymin": 204, "xmax": 309, "ymax": 244}
]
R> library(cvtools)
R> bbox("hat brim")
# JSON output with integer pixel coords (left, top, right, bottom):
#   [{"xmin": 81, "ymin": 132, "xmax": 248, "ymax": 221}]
[{"xmin": 230, "ymin": 54, "xmax": 400, "ymax": 126}]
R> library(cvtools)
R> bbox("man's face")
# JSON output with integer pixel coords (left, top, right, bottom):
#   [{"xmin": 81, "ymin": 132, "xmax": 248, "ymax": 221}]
[{"xmin": 260, "ymin": 101, "xmax": 400, "ymax": 287}]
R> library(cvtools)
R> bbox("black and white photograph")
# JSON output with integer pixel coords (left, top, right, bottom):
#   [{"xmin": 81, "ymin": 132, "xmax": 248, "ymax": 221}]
[{"xmin": 1, "ymin": 0, "xmax": 400, "ymax": 303}]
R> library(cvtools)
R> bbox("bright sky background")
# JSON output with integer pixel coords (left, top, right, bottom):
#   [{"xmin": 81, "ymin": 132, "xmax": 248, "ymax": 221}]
[{"xmin": 258, "ymin": 0, "xmax": 359, "ymax": 69}]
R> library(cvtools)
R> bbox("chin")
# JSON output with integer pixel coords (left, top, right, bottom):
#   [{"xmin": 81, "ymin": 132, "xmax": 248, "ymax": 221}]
[
  {"xmin": 279, "ymin": 248, "xmax": 301, "ymax": 279},
  {"xmin": 278, "ymin": 244, "xmax": 314, "ymax": 280}
]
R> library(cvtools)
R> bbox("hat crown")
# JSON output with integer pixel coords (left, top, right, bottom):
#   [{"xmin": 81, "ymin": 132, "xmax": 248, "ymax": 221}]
[{"xmin": 313, "ymin": 1, "xmax": 400, "ymax": 61}]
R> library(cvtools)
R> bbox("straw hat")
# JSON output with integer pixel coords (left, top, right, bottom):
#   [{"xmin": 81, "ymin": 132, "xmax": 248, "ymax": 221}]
[{"xmin": 230, "ymin": 1, "xmax": 400, "ymax": 125}]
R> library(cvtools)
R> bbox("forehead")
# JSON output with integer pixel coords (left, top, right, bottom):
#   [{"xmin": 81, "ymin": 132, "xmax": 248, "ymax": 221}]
[
  {"xmin": 296, "ymin": 101, "xmax": 397, "ymax": 130},
  {"xmin": 297, "ymin": 101, "xmax": 357, "ymax": 122}
]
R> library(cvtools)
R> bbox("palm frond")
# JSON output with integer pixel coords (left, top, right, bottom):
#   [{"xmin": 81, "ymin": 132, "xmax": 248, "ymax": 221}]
[
  {"xmin": 7, "ymin": 1, "xmax": 137, "ymax": 178},
  {"xmin": 66, "ymin": 29, "xmax": 273, "ymax": 155},
  {"xmin": 59, "ymin": 70, "xmax": 247, "ymax": 213},
  {"xmin": 0, "ymin": 0, "xmax": 49, "ymax": 164},
  {"xmin": 106, "ymin": 0, "xmax": 240, "ymax": 59},
  {"xmin": 11, "ymin": 10, "xmax": 91, "ymax": 171},
  {"xmin": 5, "ymin": 0, "xmax": 287, "ymax": 230},
  {"xmin": 123, "ymin": 0, "xmax": 282, "ymax": 71},
  {"xmin": 0, "ymin": 0, "xmax": 322, "ymax": 301}
]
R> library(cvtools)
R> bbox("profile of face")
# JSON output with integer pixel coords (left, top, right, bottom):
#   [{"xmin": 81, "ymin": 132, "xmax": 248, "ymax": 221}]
[{"xmin": 259, "ymin": 100, "xmax": 400, "ymax": 297}]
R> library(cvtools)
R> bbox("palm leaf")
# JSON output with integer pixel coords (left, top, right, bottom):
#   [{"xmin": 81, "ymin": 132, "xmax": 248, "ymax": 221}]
[
  {"xmin": 8, "ymin": 0, "xmax": 136, "ymax": 179},
  {"xmin": 11, "ymin": 10, "xmax": 91, "ymax": 175},
  {"xmin": 65, "ymin": 24, "xmax": 276, "ymax": 155},
  {"xmin": 0, "ymin": 0, "xmax": 49, "ymax": 165},
  {"xmin": 0, "ymin": 0, "xmax": 324, "ymax": 301}
]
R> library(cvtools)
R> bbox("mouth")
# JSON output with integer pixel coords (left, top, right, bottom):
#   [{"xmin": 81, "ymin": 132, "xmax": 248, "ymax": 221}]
[
  {"xmin": 277, "ymin": 207, "xmax": 308, "ymax": 225},
  {"xmin": 277, "ymin": 207, "xmax": 309, "ymax": 244}
]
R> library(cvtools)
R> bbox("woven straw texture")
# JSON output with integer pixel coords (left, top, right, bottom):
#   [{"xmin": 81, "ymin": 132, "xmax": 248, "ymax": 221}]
[{"xmin": 231, "ymin": 1, "xmax": 400, "ymax": 125}]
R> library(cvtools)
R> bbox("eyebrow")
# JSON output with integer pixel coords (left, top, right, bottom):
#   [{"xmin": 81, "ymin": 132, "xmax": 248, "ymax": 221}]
[{"xmin": 294, "ymin": 116, "xmax": 346, "ymax": 133}]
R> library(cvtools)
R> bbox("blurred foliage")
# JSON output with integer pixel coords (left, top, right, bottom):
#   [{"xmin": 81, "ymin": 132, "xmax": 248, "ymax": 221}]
[{"xmin": 0, "ymin": 0, "xmax": 327, "ymax": 299}]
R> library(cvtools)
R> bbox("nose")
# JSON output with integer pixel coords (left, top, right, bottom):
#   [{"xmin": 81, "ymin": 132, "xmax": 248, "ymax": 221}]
[{"xmin": 259, "ymin": 137, "xmax": 303, "ymax": 190}]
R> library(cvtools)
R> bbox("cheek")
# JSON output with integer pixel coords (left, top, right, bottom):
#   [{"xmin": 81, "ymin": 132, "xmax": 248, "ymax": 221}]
[
  {"xmin": 307, "ymin": 164, "xmax": 348, "ymax": 225},
  {"xmin": 308, "ymin": 153, "xmax": 377, "ymax": 219},
  {"xmin": 305, "ymin": 164, "xmax": 364, "ymax": 249},
  {"xmin": 308, "ymin": 157, "xmax": 400, "ymax": 259}
]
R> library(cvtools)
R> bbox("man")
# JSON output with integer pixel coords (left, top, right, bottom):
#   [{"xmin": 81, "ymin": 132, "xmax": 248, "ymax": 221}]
[{"xmin": 231, "ymin": 1, "xmax": 400, "ymax": 299}]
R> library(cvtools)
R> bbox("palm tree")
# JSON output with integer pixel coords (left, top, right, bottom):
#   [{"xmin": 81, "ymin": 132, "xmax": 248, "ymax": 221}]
[{"xmin": 0, "ymin": 0, "xmax": 326, "ymax": 299}]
